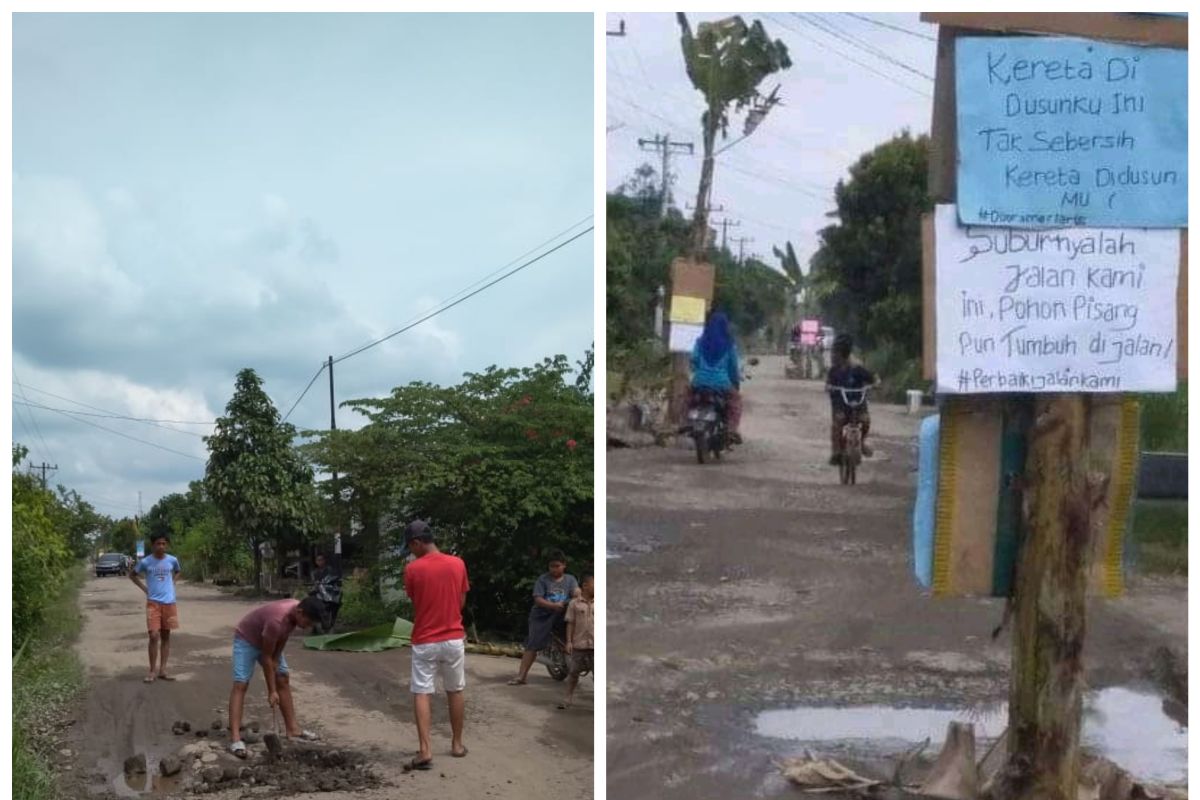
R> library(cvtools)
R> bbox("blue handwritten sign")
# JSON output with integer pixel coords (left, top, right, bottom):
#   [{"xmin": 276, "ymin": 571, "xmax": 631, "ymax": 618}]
[{"xmin": 956, "ymin": 36, "xmax": 1187, "ymax": 228}]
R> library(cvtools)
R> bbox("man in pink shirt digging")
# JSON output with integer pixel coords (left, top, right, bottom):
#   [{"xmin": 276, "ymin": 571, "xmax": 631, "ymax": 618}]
[{"xmin": 226, "ymin": 596, "xmax": 325, "ymax": 759}]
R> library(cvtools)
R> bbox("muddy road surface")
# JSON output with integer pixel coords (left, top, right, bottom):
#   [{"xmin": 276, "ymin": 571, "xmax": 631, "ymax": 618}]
[
  {"xmin": 607, "ymin": 355, "xmax": 1186, "ymax": 798},
  {"xmin": 64, "ymin": 574, "xmax": 593, "ymax": 799}
]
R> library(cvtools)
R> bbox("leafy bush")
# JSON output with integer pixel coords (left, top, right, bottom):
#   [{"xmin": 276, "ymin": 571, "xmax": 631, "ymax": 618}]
[
  {"xmin": 333, "ymin": 574, "xmax": 412, "ymax": 630},
  {"xmin": 863, "ymin": 342, "xmax": 930, "ymax": 405},
  {"xmin": 608, "ymin": 339, "xmax": 671, "ymax": 403},
  {"xmin": 1139, "ymin": 383, "xmax": 1187, "ymax": 452},
  {"xmin": 175, "ymin": 514, "xmax": 252, "ymax": 584},
  {"xmin": 12, "ymin": 447, "xmax": 72, "ymax": 651}
]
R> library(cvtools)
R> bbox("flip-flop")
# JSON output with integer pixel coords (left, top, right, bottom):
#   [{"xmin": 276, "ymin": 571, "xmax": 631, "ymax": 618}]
[
  {"xmin": 143, "ymin": 675, "xmax": 156, "ymax": 684},
  {"xmin": 157, "ymin": 674, "xmax": 177, "ymax": 681},
  {"xmin": 506, "ymin": 678, "xmax": 526, "ymax": 686},
  {"xmin": 404, "ymin": 757, "xmax": 433, "ymax": 772},
  {"xmin": 228, "ymin": 742, "xmax": 248, "ymax": 760},
  {"xmin": 287, "ymin": 730, "xmax": 320, "ymax": 742},
  {"xmin": 451, "ymin": 747, "xmax": 468, "ymax": 758}
]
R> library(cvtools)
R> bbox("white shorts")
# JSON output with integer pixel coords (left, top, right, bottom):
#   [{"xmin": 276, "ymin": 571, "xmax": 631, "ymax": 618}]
[{"xmin": 410, "ymin": 639, "xmax": 466, "ymax": 695}]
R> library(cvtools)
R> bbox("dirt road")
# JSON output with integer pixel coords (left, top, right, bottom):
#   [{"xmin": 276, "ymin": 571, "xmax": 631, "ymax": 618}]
[
  {"xmin": 63, "ymin": 574, "xmax": 592, "ymax": 799},
  {"xmin": 607, "ymin": 355, "xmax": 1186, "ymax": 798}
]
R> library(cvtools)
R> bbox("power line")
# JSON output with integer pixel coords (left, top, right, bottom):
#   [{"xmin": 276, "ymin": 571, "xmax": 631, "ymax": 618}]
[
  {"xmin": 800, "ymin": 13, "xmax": 934, "ymax": 82},
  {"xmin": 13, "ymin": 371, "xmax": 57, "ymax": 465},
  {"xmin": 768, "ymin": 14, "xmax": 932, "ymax": 99},
  {"xmin": 13, "ymin": 399, "xmax": 209, "ymax": 438},
  {"xmin": 36, "ymin": 403, "xmax": 205, "ymax": 461},
  {"xmin": 331, "ymin": 225, "xmax": 594, "ymax": 367},
  {"xmin": 844, "ymin": 12, "xmax": 937, "ymax": 42},
  {"xmin": 720, "ymin": 161, "xmax": 830, "ymax": 202},
  {"xmin": 333, "ymin": 215, "xmax": 593, "ymax": 364},
  {"xmin": 17, "ymin": 384, "xmax": 214, "ymax": 424},
  {"xmin": 13, "ymin": 401, "xmax": 36, "ymax": 447},
  {"xmin": 281, "ymin": 363, "xmax": 328, "ymax": 423}
]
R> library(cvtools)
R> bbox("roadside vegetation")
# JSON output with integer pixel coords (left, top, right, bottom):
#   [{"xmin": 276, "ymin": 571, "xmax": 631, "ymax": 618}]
[{"xmin": 13, "ymin": 567, "xmax": 86, "ymax": 800}]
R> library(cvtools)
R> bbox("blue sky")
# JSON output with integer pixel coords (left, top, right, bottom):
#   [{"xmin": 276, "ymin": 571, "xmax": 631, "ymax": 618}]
[{"xmin": 13, "ymin": 12, "xmax": 594, "ymax": 517}]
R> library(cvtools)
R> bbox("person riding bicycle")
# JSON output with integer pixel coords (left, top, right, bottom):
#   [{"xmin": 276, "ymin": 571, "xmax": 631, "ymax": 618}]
[
  {"xmin": 825, "ymin": 334, "xmax": 879, "ymax": 465},
  {"xmin": 690, "ymin": 311, "xmax": 742, "ymax": 445}
]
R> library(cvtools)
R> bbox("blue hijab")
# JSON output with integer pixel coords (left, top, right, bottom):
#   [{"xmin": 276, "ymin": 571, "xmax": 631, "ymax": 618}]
[{"xmin": 697, "ymin": 311, "xmax": 733, "ymax": 363}]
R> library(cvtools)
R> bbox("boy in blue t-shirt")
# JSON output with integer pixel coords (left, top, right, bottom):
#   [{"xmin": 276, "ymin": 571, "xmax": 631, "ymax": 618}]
[{"xmin": 129, "ymin": 532, "xmax": 182, "ymax": 683}]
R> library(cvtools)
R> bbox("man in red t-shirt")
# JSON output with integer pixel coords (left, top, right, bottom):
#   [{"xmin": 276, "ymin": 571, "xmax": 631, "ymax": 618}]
[{"xmin": 402, "ymin": 520, "xmax": 470, "ymax": 771}]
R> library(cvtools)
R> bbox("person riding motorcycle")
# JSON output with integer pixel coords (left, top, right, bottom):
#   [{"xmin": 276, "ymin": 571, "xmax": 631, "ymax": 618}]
[
  {"xmin": 309, "ymin": 553, "xmax": 343, "ymax": 633},
  {"xmin": 690, "ymin": 311, "xmax": 742, "ymax": 445},
  {"xmin": 825, "ymin": 334, "xmax": 879, "ymax": 465}
]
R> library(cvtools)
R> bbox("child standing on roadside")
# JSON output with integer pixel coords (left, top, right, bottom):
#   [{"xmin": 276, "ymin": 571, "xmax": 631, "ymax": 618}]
[
  {"xmin": 559, "ymin": 574, "xmax": 594, "ymax": 710},
  {"xmin": 129, "ymin": 533, "xmax": 181, "ymax": 683}
]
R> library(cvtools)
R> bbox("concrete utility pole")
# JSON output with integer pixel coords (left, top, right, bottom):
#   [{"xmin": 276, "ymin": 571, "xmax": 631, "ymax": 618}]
[
  {"xmin": 638, "ymin": 134, "xmax": 695, "ymax": 218},
  {"xmin": 27, "ymin": 461, "xmax": 57, "ymax": 489},
  {"xmin": 712, "ymin": 218, "xmax": 741, "ymax": 251},
  {"xmin": 328, "ymin": 356, "xmax": 338, "ymax": 488},
  {"xmin": 732, "ymin": 236, "xmax": 755, "ymax": 263}
]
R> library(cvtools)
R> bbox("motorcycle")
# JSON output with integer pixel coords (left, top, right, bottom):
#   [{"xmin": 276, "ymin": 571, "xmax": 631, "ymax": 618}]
[
  {"xmin": 537, "ymin": 619, "xmax": 589, "ymax": 681},
  {"xmin": 309, "ymin": 571, "xmax": 343, "ymax": 635},
  {"xmin": 685, "ymin": 388, "xmax": 729, "ymax": 464},
  {"xmin": 829, "ymin": 385, "xmax": 870, "ymax": 485}
]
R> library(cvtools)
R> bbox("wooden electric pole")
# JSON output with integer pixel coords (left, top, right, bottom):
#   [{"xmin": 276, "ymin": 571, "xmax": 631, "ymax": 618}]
[{"xmin": 638, "ymin": 134, "xmax": 695, "ymax": 218}]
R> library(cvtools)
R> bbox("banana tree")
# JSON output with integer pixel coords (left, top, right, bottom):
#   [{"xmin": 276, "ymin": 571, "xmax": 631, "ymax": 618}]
[{"xmin": 677, "ymin": 14, "xmax": 791, "ymax": 256}]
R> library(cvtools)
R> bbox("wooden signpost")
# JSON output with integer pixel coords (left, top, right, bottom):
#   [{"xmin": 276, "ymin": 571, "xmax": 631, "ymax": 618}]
[
  {"xmin": 666, "ymin": 257, "xmax": 715, "ymax": 423},
  {"xmin": 920, "ymin": 12, "xmax": 1187, "ymax": 800}
]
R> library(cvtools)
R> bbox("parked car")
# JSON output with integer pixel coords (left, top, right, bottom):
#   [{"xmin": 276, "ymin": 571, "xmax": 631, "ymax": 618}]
[{"xmin": 96, "ymin": 553, "xmax": 128, "ymax": 577}]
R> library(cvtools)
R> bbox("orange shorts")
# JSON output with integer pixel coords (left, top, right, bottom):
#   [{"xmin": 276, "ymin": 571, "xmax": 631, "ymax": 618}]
[{"xmin": 146, "ymin": 601, "xmax": 180, "ymax": 632}]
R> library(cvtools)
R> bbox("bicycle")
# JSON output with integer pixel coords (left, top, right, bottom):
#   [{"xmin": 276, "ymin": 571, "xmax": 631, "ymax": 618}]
[{"xmin": 828, "ymin": 385, "xmax": 870, "ymax": 485}]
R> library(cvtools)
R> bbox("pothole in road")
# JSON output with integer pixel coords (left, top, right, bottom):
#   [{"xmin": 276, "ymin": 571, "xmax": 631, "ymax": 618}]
[
  {"xmin": 753, "ymin": 687, "xmax": 1186, "ymax": 785},
  {"xmin": 112, "ymin": 740, "xmax": 382, "ymax": 798}
]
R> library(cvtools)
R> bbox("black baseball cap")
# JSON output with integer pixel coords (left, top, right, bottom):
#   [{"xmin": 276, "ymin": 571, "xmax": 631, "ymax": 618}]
[{"xmin": 404, "ymin": 520, "xmax": 432, "ymax": 542}]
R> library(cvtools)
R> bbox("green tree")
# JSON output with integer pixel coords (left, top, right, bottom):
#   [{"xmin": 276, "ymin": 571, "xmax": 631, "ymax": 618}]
[
  {"xmin": 677, "ymin": 13, "xmax": 790, "ymax": 253},
  {"xmin": 205, "ymin": 368, "xmax": 317, "ymax": 592},
  {"xmin": 306, "ymin": 354, "xmax": 593, "ymax": 636},
  {"xmin": 12, "ymin": 444, "xmax": 72, "ymax": 650},
  {"xmin": 50, "ymin": 487, "xmax": 107, "ymax": 560},
  {"xmin": 102, "ymin": 518, "xmax": 139, "ymax": 556},
  {"xmin": 808, "ymin": 131, "xmax": 931, "ymax": 357}
]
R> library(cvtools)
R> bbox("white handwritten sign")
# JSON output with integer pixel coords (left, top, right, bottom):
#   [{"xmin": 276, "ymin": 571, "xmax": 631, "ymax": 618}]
[
  {"xmin": 956, "ymin": 36, "xmax": 1187, "ymax": 228},
  {"xmin": 935, "ymin": 205, "xmax": 1178, "ymax": 394}
]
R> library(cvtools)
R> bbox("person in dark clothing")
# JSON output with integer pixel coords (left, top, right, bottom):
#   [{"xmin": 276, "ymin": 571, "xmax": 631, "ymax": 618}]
[
  {"xmin": 825, "ymin": 334, "xmax": 880, "ymax": 465},
  {"xmin": 310, "ymin": 553, "xmax": 343, "ymax": 633}
]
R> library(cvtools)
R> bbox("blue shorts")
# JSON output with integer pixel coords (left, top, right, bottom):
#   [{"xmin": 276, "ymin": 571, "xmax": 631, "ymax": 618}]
[{"xmin": 232, "ymin": 635, "xmax": 289, "ymax": 684}]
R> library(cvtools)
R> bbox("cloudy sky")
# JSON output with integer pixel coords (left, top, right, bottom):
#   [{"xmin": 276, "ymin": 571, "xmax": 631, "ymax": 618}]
[
  {"xmin": 606, "ymin": 11, "xmax": 936, "ymax": 263},
  {"xmin": 12, "ymin": 12, "xmax": 593, "ymax": 518}
]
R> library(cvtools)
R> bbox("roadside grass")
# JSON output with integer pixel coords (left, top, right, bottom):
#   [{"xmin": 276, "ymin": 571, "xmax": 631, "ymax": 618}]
[
  {"xmin": 1130, "ymin": 499, "xmax": 1187, "ymax": 576},
  {"xmin": 1139, "ymin": 383, "xmax": 1187, "ymax": 453},
  {"xmin": 13, "ymin": 566, "xmax": 87, "ymax": 800}
]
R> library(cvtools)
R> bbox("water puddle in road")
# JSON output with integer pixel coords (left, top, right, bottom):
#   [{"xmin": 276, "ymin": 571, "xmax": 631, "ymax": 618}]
[{"xmin": 754, "ymin": 687, "xmax": 1186, "ymax": 784}]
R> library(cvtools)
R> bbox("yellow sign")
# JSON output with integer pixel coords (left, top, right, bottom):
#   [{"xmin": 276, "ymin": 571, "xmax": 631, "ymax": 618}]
[{"xmin": 669, "ymin": 295, "xmax": 706, "ymax": 324}]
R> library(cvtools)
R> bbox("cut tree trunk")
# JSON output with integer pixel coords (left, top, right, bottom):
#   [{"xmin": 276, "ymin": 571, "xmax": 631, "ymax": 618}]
[
  {"xmin": 995, "ymin": 394, "xmax": 1091, "ymax": 800},
  {"xmin": 670, "ymin": 109, "xmax": 720, "ymax": 426},
  {"xmin": 689, "ymin": 111, "xmax": 718, "ymax": 256}
]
